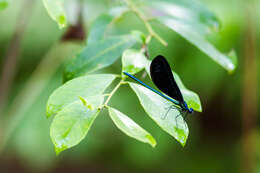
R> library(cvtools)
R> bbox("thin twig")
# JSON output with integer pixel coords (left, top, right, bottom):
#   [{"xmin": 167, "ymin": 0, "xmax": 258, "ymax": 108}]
[
  {"xmin": 104, "ymin": 80, "xmax": 124, "ymax": 106},
  {"xmin": 124, "ymin": 0, "xmax": 168, "ymax": 46}
]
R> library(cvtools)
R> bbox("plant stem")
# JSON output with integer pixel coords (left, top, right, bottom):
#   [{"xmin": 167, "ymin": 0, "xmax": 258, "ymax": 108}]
[
  {"xmin": 0, "ymin": 0, "xmax": 35, "ymax": 112},
  {"xmin": 104, "ymin": 80, "xmax": 124, "ymax": 107},
  {"xmin": 124, "ymin": 0, "xmax": 168, "ymax": 46}
]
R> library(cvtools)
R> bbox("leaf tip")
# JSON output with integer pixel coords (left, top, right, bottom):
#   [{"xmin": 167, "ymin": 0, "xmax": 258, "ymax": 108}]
[
  {"xmin": 46, "ymin": 105, "xmax": 52, "ymax": 119},
  {"xmin": 0, "ymin": 2, "xmax": 8, "ymax": 10},
  {"xmin": 55, "ymin": 146, "xmax": 66, "ymax": 155},
  {"xmin": 227, "ymin": 50, "xmax": 238, "ymax": 74},
  {"xmin": 174, "ymin": 127, "xmax": 188, "ymax": 147},
  {"xmin": 46, "ymin": 113, "xmax": 51, "ymax": 119},
  {"xmin": 146, "ymin": 134, "xmax": 157, "ymax": 148},
  {"xmin": 57, "ymin": 15, "xmax": 67, "ymax": 29}
]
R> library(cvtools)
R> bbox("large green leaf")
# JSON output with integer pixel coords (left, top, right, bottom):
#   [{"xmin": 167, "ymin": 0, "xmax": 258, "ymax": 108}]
[
  {"xmin": 87, "ymin": 7, "xmax": 132, "ymax": 44},
  {"xmin": 160, "ymin": 18, "xmax": 236, "ymax": 72},
  {"xmin": 87, "ymin": 14, "xmax": 113, "ymax": 44},
  {"xmin": 0, "ymin": 0, "xmax": 8, "ymax": 10},
  {"xmin": 141, "ymin": 0, "xmax": 236, "ymax": 72},
  {"xmin": 144, "ymin": 60, "xmax": 202, "ymax": 112},
  {"xmin": 46, "ymin": 74, "xmax": 116, "ymax": 118},
  {"xmin": 129, "ymin": 82, "xmax": 188, "ymax": 146},
  {"xmin": 42, "ymin": 0, "xmax": 67, "ymax": 28},
  {"xmin": 108, "ymin": 107, "xmax": 156, "ymax": 147},
  {"xmin": 121, "ymin": 49, "xmax": 148, "ymax": 76},
  {"xmin": 50, "ymin": 95, "xmax": 103, "ymax": 154},
  {"xmin": 64, "ymin": 35, "xmax": 137, "ymax": 81},
  {"xmin": 143, "ymin": 0, "xmax": 220, "ymax": 35}
]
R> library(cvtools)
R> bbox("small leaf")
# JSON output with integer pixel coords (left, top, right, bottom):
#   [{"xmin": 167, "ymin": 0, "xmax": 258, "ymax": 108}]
[
  {"xmin": 46, "ymin": 74, "xmax": 116, "ymax": 118},
  {"xmin": 50, "ymin": 95, "xmax": 103, "ymax": 155},
  {"xmin": 129, "ymin": 82, "xmax": 188, "ymax": 146},
  {"xmin": 144, "ymin": 61, "xmax": 202, "ymax": 112},
  {"xmin": 173, "ymin": 72, "xmax": 202, "ymax": 112},
  {"xmin": 64, "ymin": 35, "xmax": 138, "ymax": 81},
  {"xmin": 87, "ymin": 14, "xmax": 113, "ymax": 44},
  {"xmin": 0, "ymin": 0, "xmax": 8, "ymax": 10},
  {"xmin": 122, "ymin": 49, "xmax": 148, "ymax": 76},
  {"xmin": 108, "ymin": 107, "xmax": 156, "ymax": 147},
  {"xmin": 131, "ymin": 30, "xmax": 146, "ymax": 44},
  {"xmin": 42, "ymin": 0, "xmax": 67, "ymax": 28}
]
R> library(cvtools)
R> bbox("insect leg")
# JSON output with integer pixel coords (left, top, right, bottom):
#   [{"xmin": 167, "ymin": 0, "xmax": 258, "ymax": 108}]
[
  {"xmin": 175, "ymin": 110, "xmax": 187, "ymax": 129},
  {"xmin": 179, "ymin": 111, "xmax": 189, "ymax": 129},
  {"xmin": 162, "ymin": 105, "xmax": 177, "ymax": 120},
  {"xmin": 184, "ymin": 111, "xmax": 189, "ymax": 120}
]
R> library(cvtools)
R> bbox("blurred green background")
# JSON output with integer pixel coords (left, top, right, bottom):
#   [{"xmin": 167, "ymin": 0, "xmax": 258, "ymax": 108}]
[{"xmin": 0, "ymin": 0, "xmax": 259, "ymax": 172}]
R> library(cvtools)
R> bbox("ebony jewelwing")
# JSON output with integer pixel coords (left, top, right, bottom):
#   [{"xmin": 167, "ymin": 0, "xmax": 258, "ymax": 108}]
[{"xmin": 123, "ymin": 55, "xmax": 193, "ymax": 119}]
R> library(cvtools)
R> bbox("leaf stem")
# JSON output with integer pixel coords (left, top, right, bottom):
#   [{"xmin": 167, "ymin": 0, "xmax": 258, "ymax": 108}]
[
  {"xmin": 104, "ymin": 80, "xmax": 124, "ymax": 107},
  {"xmin": 124, "ymin": 0, "xmax": 168, "ymax": 46}
]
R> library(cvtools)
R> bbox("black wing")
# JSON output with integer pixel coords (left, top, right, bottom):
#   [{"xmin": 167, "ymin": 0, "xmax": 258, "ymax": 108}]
[{"xmin": 150, "ymin": 55, "xmax": 184, "ymax": 103}]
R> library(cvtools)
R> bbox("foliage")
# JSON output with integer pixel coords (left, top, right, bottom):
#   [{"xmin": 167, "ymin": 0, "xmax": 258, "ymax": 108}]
[
  {"xmin": 0, "ymin": 0, "xmax": 8, "ymax": 10},
  {"xmin": 42, "ymin": 0, "xmax": 67, "ymax": 28},
  {"xmin": 43, "ymin": 0, "xmax": 237, "ymax": 154}
]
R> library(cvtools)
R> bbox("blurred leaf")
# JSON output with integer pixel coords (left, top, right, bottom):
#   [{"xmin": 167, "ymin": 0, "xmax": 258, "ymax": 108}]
[
  {"xmin": 0, "ymin": 0, "xmax": 8, "ymax": 10},
  {"xmin": 87, "ymin": 14, "xmax": 113, "ymax": 44},
  {"xmin": 228, "ymin": 50, "xmax": 237, "ymax": 74},
  {"xmin": 3, "ymin": 42, "xmax": 82, "ymax": 152},
  {"xmin": 87, "ymin": 7, "xmax": 131, "ymax": 44},
  {"xmin": 144, "ymin": 0, "xmax": 220, "ymax": 35},
  {"xmin": 64, "ymin": 35, "xmax": 138, "ymax": 81},
  {"xmin": 46, "ymin": 74, "xmax": 116, "ymax": 118},
  {"xmin": 50, "ymin": 95, "xmax": 103, "ymax": 155},
  {"xmin": 42, "ymin": 0, "xmax": 67, "ymax": 28},
  {"xmin": 159, "ymin": 18, "xmax": 236, "ymax": 72},
  {"xmin": 144, "ymin": 61, "xmax": 202, "ymax": 112},
  {"xmin": 141, "ymin": 0, "xmax": 237, "ymax": 72},
  {"xmin": 122, "ymin": 49, "xmax": 148, "ymax": 76},
  {"xmin": 129, "ymin": 82, "xmax": 188, "ymax": 146},
  {"xmin": 108, "ymin": 107, "xmax": 156, "ymax": 147}
]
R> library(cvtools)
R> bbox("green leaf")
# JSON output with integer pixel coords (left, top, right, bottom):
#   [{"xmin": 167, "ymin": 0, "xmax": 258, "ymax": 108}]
[
  {"xmin": 142, "ymin": 0, "xmax": 237, "ymax": 72},
  {"xmin": 87, "ymin": 14, "xmax": 113, "ymax": 44},
  {"xmin": 87, "ymin": 8, "xmax": 132, "ymax": 44},
  {"xmin": 129, "ymin": 82, "xmax": 188, "ymax": 146},
  {"xmin": 228, "ymin": 50, "xmax": 237, "ymax": 74},
  {"xmin": 122, "ymin": 49, "xmax": 148, "ymax": 76},
  {"xmin": 50, "ymin": 95, "xmax": 103, "ymax": 155},
  {"xmin": 173, "ymin": 72, "xmax": 202, "ymax": 112},
  {"xmin": 0, "ymin": 0, "xmax": 8, "ymax": 10},
  {"xmin": 144, "ymin": 61, "xmax": 202, "ymax": 112},
  {"xmin": 160, "ymin": 18, "xmax": 236, "ymax": 72},
  {"xmin": 64, "ymin": 35, "xmax": 137, "ymax": 81},
  {"xmin": 144, "ymin": 0, "xmax": 220, "ymax": 35},
  {"xmin": 42, "ymin": 0, "xmax": 67, "ymax": 28},
  {"xmin": 46, "ymin": 74, "xmax": 116, "ymax": 118},
  {"xmin": 108, "ymin": 107, "xmax": 156, "ymax": 147}
]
